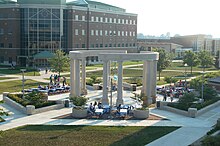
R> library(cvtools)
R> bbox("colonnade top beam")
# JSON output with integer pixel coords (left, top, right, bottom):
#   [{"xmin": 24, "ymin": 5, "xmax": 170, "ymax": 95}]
[
  {"xmin": 69, "ymin": 50, "xmax": 127, "ymax": 59},
  {"xmin": 99, "ymin": 52, "xmax": 159, "ymax": 62}
]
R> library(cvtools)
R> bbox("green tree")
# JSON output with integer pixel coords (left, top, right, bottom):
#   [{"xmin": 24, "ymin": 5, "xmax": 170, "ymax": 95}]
[
  {"xmin": 214, "ymin": 51, "xmax": 220, "ymax": 69},
  {"xmin": 198, "ymin": 50, "xmax": 214, "ymax": 71},
  {"xmin": 48, "ymin": 50, "xmax": 70, "ymax": 76},
  {"xmin": 183, "ymin": 51, "xmax": 199, "ymax": 74},
  {"xmin": 154, "ymin": 49, "xmax": 171, "ymax": 80}
]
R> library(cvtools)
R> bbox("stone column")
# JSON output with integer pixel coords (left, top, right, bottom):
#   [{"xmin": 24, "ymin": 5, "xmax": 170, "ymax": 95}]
[
  {"xmin": 143, "ymin": 61, "xmax": 152, "ymax": 105},
  {"xmin": 75, "ymin": 59, "xmax": 80, "ymax": 96},
  {"xmin": 107, "ymin": 61, "xmax": 111, "ymax": 91},
  {"xmin": 151, "ymin": 61, "xmax": 157, "ymax": 97},
  {"xmin": 102, "ymin": 60, "xmax": 109, "ymax": 105},
  {"xmin": 142, "ymin": 61, "xmax": 147, "ymax": 95},
  {"xmin": 69, "ymin": 59, "xmax": 75, "ymax": 97},
  {"xmin": 81, "ymin": 58, "xmax": 87, "ymax": 95},
  {"xmin": 116, "ymin": 61, "xmax": 123, "ymax": 106}
]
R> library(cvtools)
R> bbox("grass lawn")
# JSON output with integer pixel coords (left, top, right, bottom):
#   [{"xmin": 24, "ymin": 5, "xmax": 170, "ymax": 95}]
[
  {"xmin": 0, "ymin": 69, "xmax": 40, "ymax": 76},
  {"xmin": 0, "ymin": 79, "xmax": 47, "ymax": 94},
  {"xmin": 0, "ymin": 125, "xmax": 179, "ymax": 146},
  {"xmin": 0, "ymin": 77, "xmax": 16, "ymax": 80}
]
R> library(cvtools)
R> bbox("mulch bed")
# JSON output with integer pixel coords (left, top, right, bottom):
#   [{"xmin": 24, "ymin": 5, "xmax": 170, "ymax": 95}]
[{"xmin": 53, "ymin": 112, "xmax": 169, "ymax": 121}]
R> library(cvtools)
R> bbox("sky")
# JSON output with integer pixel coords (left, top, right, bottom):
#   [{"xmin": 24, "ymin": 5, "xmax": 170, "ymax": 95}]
[{"xmin": 66, "ymin": 0, "xmax": 220, "ymax": 38}]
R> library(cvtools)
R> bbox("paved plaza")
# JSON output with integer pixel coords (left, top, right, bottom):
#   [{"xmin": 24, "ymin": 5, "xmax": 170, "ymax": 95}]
[{"xmin": 0, "ymin": 68, "xmax": 220, "ymax": 145}]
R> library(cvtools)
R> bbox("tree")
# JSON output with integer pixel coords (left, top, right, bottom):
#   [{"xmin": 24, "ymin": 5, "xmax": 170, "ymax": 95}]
[
  {"xmin": 183, "ymin": 51, "xmax": 199, "ymax": 74},
  {"xmin": 48, "ymin": 50, "xmax": 70, "ymax": 76},
  {"xmin": 214, "ymin": 51, "xmax": 220, "ymax": 69},
  {"xmin": 155, "ymin": 49, "xmax": 171, "ymax": 80},
  {"xmin": 198, "ymin": 50, "xmax": 214, "ymax": 71}
]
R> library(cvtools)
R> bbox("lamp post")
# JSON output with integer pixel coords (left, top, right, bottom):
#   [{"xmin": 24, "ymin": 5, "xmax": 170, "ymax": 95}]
[
  {"xmin": 20, "ymin": 69, "xmax": 26, "ymax": 99},
  {"xmin": 184, "ymin": 63, "xmax": 188, "ymax": 90},
  {"xmin": 201, "ymin": 68, "xmax": 205, "ymax": 100}
]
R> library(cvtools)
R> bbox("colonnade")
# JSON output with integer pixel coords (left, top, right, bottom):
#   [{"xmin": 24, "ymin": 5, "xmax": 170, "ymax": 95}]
[{"xmin": 69, "ymin": 51, "xmax": 159, "ymax": 106}]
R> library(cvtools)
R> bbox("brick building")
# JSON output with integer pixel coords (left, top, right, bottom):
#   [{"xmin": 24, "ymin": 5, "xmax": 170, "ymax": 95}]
[{"xmin": 0, "ymin": 0, "xmax": 137, "ymax": 66}]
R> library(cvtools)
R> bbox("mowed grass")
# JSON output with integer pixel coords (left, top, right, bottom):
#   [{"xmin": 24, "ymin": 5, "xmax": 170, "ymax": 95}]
[
  {"xmin": 0, "ymin": 77, "xmax": 16, "ymax": 80},
  {"xmin": 0, "ymin": 69, "xmax": 40, "ymax": 76},
  {"xmin": 0, "ymin": 125, "xmax": 179, "ymax": 146},
  {"xmin": 0, "ymin": 79, "xmax": 47, "ymax": 94}
]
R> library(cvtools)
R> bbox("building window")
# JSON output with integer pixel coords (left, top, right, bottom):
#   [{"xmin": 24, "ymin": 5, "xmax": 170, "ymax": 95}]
[
  {"xmin": 9, "ymin": 57, "xmax": 12, "ymax": 64},
  {"xmin": 75, "ymin": 15, "xmax": 78, "ymax": 20},
  {"xmin": 96, "ymin": 44, "xmax": 99, "ymax": 48},
  {"xmin": 126, "ymin": 43, "xmax": 128, "ymax": 47},
  {"xmin": 113, "ymin": 31, "xmax": 116, "ymax": 36},
  {"xmin": 76, "ymin": 44, "xmax": 79, "ymax": 48},
  {"xmin": 122, "ymin": 31, "xmax": 124, "ymax": 36},
  {"xmin": 105, "ymin": 17, "xmax": 108, "ymax": 23},
  {"xmin": 130, "ymin": 20, "xmax": 132, "ymax": 24},
  {"xmin": 91, "ymin": 30, "xmax": 94, "ymax": 36},
  {"xmin": 109, "ymin": 30, "xmax": 112, "ymax": 36},
  {"xmin": 133, "ymin": 20, "xmax": 136, "ymax": 25},
  {"xmin": 118, "ymin": 19, "xmax": 120, "ymax": 23},
  {"xmin": 122, "ymin": 43, "xmax": 124, "ymax": 47},
  {"xmin": 82, "ymin": 44, "xmax": 85, "ymax": 48},
  {"xmin": 118, "ymin": 44, "xmax": 121, "ymax": 47},
  {"xmin": 91, "ymin": 44, "xmax": 94, "ymax": 48},
  {"xmin": 0, "ymin": 43, "xmax": 4, "ymax": 48},
  {"xmin": 122, "ymin": 19, "xmax": 124, "ymax": 24},
  {"xmin": 82, "ymin": 29, "xmax": 85, "ymax": 35},
  {"xmin": 114, "ymin": 18, "xmax": 116, "ymax": 23},
  {"xmin": 96, "ymin": 17, "xmax": 99, "ymax": 22},
  {"xmin": 130, "ymin": 32, "xmax": 132, "ymax": 36},
  {"xmin": 100, "ymin": 17, "xmax": 103, "ymax": 22},
  {"xmin": 105, "ymin": 44, "xmax": 108, "ymax": 47},
  {"xmin": 96, "ymin": 30, "xmax": 98, "ymax": 36},
  {"xmin": 96, "ymin": 56, "xmax": 98, "ymax": 62},
  {"xmin": 100, "ymin": 30, "xmax": 102, "ymax": 36},
  {"xmin": 91, "ymin": 56, "xmax": 94, "ymax": 62},
  {"xmin": 105, "ymin": 30, "xmax": 108, "ymax": 36},
  {"xmin": 133, "ymin": 32, "xmax": 135, "ymax": 36},
  {"xmin": 91, "ymin": 16, "xmax": 94, "ymax": 21},
  {"xmin": 118, "ymin": 31, "xmax": 120, "ymax": 36},
  {"xmin": 0, "ymin": 28, "xmax": 3, "ymax": 35},
  {"xmin": 100, "ymin": 44, "xmax": 103, "ymax": 47},
  {"xmin": 133, "ymin": 43, "xmax": 136, "ymax": 47},
  {"xmin": 82, "ymin": 15, "xmax": 85, "ymax": 21},
  {"xmin": 125, "ymin": 31, "xmax": 128, "ymax": 36},
  {"xmin": 8, "ymin": 43, "xmax": 12, "ymax": 48},
  {"xmin": 114, "ymin": 44, "xmax": 116, "ymax": 47},
  {"xmin": 126, "ymin": 19, "xmax": 128, "ymax": 24},
  {"xmin": 109, "ymin": 44, "xmax": 112, "ymax": 47},
  {"xmin": 109, "ymin": 18, "xmax": 112, "ymax": 23},
  {"xmin": 0, "ymin": 56, "xmax": 3, "ymax": 63},
  {"xmin": 75, "ymin": 29, "xmax": 78, "ymax": 35},
  {"xmin": 130, "ymin": 43, "xmax": 132, "ymax": 47}
]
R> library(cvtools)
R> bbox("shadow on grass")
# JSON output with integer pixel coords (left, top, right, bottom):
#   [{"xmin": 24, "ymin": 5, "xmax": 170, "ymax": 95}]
[{"xmin": 109, "ymin": 126, "xmax": 180, "ymax": 146}]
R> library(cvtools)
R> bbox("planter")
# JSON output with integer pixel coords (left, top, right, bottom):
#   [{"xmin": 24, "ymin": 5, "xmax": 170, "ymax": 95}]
[
  {"xmin": 133, "ymin": 109, "xmax": 149, "ymax": 119},
  {"xmin": 72, "ymin": 108, "xmax": 87, "ymax": 118}
]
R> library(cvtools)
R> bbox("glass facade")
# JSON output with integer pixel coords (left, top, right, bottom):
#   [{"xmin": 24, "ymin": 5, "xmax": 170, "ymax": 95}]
[{"xmin": 20, "ymin": 8, "xmax": 62, "ymax": 65}]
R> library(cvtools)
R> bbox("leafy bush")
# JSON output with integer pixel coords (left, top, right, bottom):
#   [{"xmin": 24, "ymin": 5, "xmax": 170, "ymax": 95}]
[
  {"xmin": 7, "ymin": 93, "xmax": 55, "ymax": 108},
  {"xmin": 164, "ymin": 76, "xmax": 178, "ymax": 84},
  {"xmin": 202, "ymin": 86, "xmax": 218, "ymax": 101},
  {"xmin": 202, "ymin": 135, "xmax": 220, "ymax": 146},
  {"xmin": 70, "ymin": 96, "xmax": 87, "ymax": 106}
]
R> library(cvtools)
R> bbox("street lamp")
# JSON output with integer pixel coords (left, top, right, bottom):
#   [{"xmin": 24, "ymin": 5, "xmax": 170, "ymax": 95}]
[
  {"xmin": 201, "ymin": 70, "xmax": 206, "ymax": 100},
  {"xmin": 184, "ymin": 63, "xmax": 188, "ymax": 90},
  {"xmin": 20, "ymin": 69, "xmax": 26, "ymax": 99}
]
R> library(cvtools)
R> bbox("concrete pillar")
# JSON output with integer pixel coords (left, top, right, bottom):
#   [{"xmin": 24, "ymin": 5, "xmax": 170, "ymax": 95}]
[
  {"xmin": 75, "ymin": 59, "xmax": 80, "ymax": 96},
  {"xmin": 81, "ymin": 58, "xmax": 87, "ymax": 95},
  {"xmin": 107, "ymin": 61, "xmax": 111, "ymax": 91},
  {"xmin": 142, "ymin": 61, "xmax": 147, "ymax": 95},
  {"xmin": 69, "ymin": 59, "xmax": 75, "ymax": 97},
  {"xmin": 143, "ymin": 61, "xmax": 152, "ymax": 105},
  {"xmin": 102, "ymin": 60, "xmax": 109, "ymax": 105},
  {"xmin": 116, "ymin": 61, "xmax": 124, "ymax": 106},
  {"xmin": 151, "ymin": 61, "xmax": 157, "ymax": 97}
]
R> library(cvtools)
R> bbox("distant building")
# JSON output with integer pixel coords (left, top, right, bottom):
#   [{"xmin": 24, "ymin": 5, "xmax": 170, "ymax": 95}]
[
  {"xmin": 170, "ymin": 34, "xmax": 213, "ymax": 53},
  {"xmin": 0, "ymin": 0, "xmax": 137, "ymax": 66}
]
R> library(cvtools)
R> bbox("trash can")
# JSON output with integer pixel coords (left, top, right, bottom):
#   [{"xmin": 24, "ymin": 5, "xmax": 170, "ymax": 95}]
[
  {"xmin": 132, "ymin": 84, "xmax": 137, "ymax": 91},
  {"xmin": 65, "ymin": 99, "xmax": 70, "ymax": 107},
  {"xmin": 156, "ymin": 101, "xmax": 160, "ymax": 108}
]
